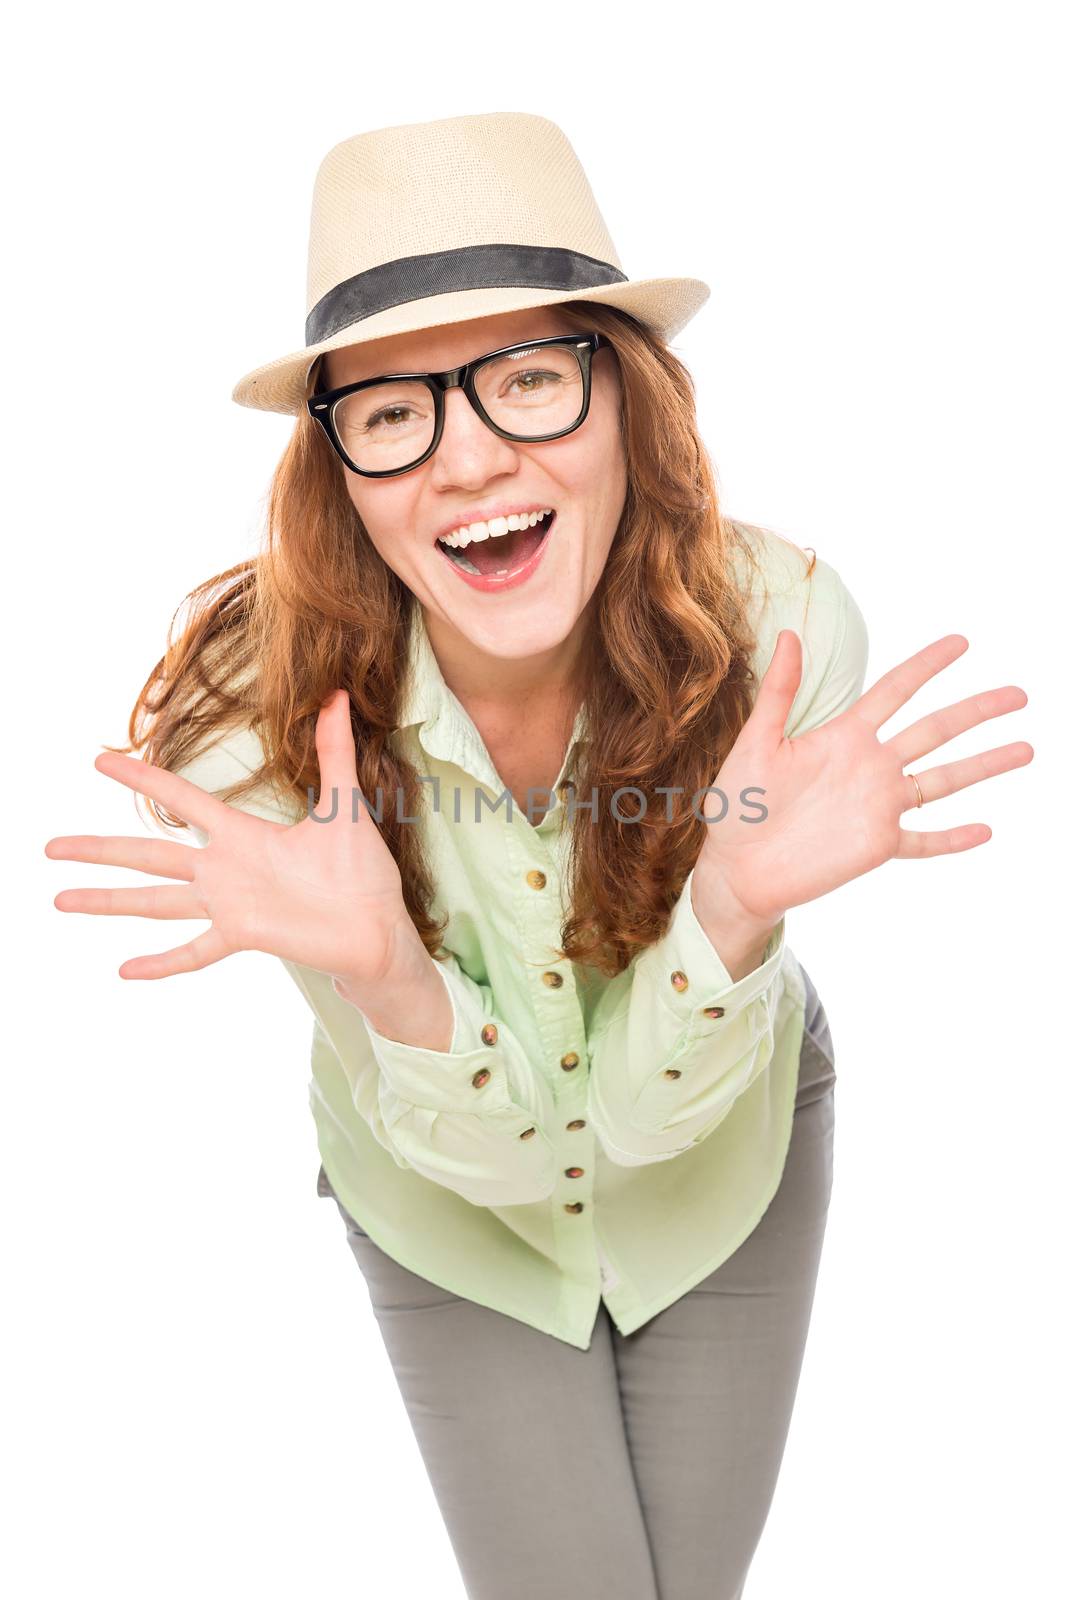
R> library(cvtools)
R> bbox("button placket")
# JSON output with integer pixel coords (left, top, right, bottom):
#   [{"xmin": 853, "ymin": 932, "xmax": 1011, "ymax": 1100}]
[
  {"xmin": 541, "ymin": 965, "xmax": 592, "ymax": 1198},
  {"xmin": 405, "ymin": 678, "xmax": 605, "ymax": 1250},
  {"xmin": 539, "ymin": 960, "xmax": 592, "ymax": 1210},
  {"xmin": 501, "ymin": 822, "xmax": 594, "ymax": 1230}
]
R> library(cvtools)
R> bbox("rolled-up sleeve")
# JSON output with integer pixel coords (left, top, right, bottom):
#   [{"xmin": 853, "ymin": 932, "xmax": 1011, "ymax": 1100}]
[
  {"xmin": 356, "ymin": 951, "xmax": 560, "ymax": 1206},
  {"xmin": 587, "ymin": 867, "xmax": 787, "ymax": 1164},
  {"xmin": 587, "ymin": 553, "xmax": 867, "ymax": 1166}
]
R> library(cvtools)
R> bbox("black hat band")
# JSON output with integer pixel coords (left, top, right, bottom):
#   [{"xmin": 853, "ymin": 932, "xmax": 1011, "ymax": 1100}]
[{"xmin": 305, "ymin": 242, "xmax": 628, "ymax": 346}]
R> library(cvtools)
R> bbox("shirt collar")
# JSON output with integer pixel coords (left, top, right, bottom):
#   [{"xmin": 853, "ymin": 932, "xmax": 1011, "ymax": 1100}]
[{"xmin": 394, "ymin": 602, "xmax": 589, "ymax": 815}]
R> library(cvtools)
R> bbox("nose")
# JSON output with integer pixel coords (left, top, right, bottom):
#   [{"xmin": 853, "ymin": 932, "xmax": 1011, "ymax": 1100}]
[{"xmin": 428, "ymin": 386, "xmax": 521, "ymax": 489}]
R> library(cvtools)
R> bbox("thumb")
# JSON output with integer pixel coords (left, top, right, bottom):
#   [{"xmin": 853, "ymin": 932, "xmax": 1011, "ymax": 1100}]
[
  {"xmin": 748, "ymin": 629, "xmax": 804, "ymax": 741},
  {"xmin": 314, "ymin": 689, "xmax": 359, "ymax": 808}
]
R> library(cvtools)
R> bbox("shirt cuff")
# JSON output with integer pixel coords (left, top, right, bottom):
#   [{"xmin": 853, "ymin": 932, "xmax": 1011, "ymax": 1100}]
[
  {"xmin": 641, "ymin": 865, "xmax": 786, "ymax": 1039},
  {"xmin": 360, "ymin": 955, "xmax": 543, "ymax": 1119}
]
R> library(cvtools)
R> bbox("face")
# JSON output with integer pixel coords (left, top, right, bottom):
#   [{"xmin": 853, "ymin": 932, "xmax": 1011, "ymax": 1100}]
[{"xmin": 319, "ymin": 308, "xmax": 627, "ymax": 679}]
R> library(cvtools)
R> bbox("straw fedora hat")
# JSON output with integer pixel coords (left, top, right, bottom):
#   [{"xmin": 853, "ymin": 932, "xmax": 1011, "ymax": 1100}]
[{"xmin": 232, "ymin": 111, "xmax": 711, "ymax": 416}]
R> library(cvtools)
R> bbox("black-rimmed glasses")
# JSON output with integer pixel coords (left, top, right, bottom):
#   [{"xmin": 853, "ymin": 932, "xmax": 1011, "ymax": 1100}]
[{"xmin": 306, "ymin": 331, "xmax": 604, "ymax": 478}]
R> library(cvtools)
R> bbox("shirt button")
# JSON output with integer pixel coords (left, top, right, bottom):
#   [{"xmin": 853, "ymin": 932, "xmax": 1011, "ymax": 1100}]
[
  {"xmin": 526, "ymin": 869, "xmax": 547, "ymax": 890},
  {"xmin": 566, "ymin": 1118, "xmax": 586, "ymax": 1131},
  {"xmin": 565, "ymin": 1166, "xmax": 584, "ymax": 1179},
  {"xmin": 564, "ymin": 1201, "xmax": 584, "ymax": 1214},
  {"xmin": 480, "ymin": 1023, "xmax": 499, "ymax": 1046},
  {"xmin": 560, "ymin": 1051, "xmax": 580, "ymax": 1071},
  {"xmin": 519, "ymin": 1127, "xmax": 537, "ymax": 1140},
  {"xmin": 703, "ymin": 1005, "xmax": 726, "ymax": 1018},
  {"xmin": 471, "ymin": 1068, "xmax": 491, "ymax": 1089},
  {"xmin": 542, "ymin": 971, "xmax": 564, "ymax": 989},
  {"xmin": 663, "ymin": 1068, "xmax": 682, "ymax": 1079},
  {"xmin": 670, "ymin": 970, "xmax": 689, "ymax": 992}
]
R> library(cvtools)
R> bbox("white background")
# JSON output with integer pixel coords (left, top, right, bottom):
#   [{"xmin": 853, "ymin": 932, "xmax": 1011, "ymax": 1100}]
[{"xmin": 7, "ymin": 3, "xmax": 1064, "ymax": 1596}]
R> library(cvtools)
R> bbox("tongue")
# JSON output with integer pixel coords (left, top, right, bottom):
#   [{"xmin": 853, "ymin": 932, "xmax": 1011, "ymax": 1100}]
[{"xmin": 465, "ymin": 522, "xmax": 545, "ymax": 575}]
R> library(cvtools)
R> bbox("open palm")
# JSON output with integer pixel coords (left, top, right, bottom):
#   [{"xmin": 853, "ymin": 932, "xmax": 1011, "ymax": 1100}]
[
  {"xmin": 45, "ymin": 689, "xmax": 412, "ymax": 985},
  {"xmin": 695, "ymin": 631, "xmax": 1034, "ymax": 927}
]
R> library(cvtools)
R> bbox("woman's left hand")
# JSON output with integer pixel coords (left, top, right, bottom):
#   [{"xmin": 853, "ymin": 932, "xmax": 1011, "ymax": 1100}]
[{"xmin": 692, "ymin": 630, "xmax": 1034, "ymax": 929}]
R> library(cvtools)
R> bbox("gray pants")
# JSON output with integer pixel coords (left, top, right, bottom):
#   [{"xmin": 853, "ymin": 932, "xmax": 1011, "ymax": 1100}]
[{"xmin": 317, "ymin": 965, "xmax": 836, "ymax": 1600}]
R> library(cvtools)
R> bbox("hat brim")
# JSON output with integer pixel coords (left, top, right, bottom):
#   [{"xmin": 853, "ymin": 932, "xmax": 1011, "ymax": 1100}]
[{"xmin": 231, "ymin": 275, "xmax": 711, "ymax": 415}]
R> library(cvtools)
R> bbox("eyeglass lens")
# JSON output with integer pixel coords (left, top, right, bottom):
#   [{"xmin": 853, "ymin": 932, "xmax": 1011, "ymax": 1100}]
[{"xmin": 331, "ymin": 342, "xmax": 586, "ymax": 472}]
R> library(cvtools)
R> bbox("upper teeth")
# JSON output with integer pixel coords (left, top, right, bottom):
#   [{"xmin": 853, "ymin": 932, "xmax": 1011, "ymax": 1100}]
[{"xmin": 440, "ymin": 508, "xmax": 552, "ymax": 549}]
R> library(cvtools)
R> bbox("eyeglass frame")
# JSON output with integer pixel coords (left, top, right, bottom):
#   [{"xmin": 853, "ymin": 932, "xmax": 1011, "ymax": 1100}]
[{"xmin": 306, "ymin": 331, "xmax": 605, "ymax": 478}]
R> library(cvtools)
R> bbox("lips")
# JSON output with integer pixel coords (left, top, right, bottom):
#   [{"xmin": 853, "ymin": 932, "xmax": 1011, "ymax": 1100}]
[
  {"xmin": 438, "ymin": 511, "xmax": 555, "ymax": 577},
  {"xmin": 434, "ymin": 511, "xmax": 556, "ymax": 593}
]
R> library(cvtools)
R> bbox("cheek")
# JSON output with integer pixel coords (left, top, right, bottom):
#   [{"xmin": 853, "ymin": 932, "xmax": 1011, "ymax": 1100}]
[
  {"xmin": 346, "ymin": 483, "xmax": 418, "ymax": 562},
  {"xmin": 363, "ymin": 529, "xmax": 423, "ymax": 586},
  {"xmin": 579, "ymin": 428, "xmax": 627, "ymax": 519},
  {"xmin": 538, "ymin": 416, "xmax": 625, "ymax": 506},
  {"xmin": 580, "ymin": 393, "xmax": 626, "ymax": 495}
]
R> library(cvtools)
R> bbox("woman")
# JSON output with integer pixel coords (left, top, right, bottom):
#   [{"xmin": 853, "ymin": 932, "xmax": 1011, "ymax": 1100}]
[{"xmin": 44, "ymin": 114, "xmax": 1032, "ymax": 1599}]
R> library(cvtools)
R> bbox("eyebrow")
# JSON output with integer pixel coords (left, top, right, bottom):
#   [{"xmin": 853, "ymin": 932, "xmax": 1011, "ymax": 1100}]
[{"xmin": 326, "ymin": 335, "xmax": 562, "ymax": 390}]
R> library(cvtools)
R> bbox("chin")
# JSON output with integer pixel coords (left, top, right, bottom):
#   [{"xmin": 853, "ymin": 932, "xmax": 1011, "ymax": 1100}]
[{"xmin": 464, "ymin": 607, "xmax": 581, "ymax": 659}]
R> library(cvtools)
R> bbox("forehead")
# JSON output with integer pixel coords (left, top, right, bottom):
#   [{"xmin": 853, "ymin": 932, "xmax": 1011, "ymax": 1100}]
[{"xmin": 320, "ymin": 305, "xmax": 578, "ymax": 387}]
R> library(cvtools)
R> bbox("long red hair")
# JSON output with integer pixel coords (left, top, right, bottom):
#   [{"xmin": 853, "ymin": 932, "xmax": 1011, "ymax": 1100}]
[{"xmin": 112, "ymin": 301, "xmax": 814, "ymax": 978}]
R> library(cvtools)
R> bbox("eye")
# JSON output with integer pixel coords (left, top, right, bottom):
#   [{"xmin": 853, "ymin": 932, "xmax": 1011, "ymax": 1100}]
[
  {"xmin": 365, "ymin": 405, "xmax": 415, "ymax": 429},
  {"xmin": 503, "ymin": 369, "xmax": 560, "ymax": 396}
]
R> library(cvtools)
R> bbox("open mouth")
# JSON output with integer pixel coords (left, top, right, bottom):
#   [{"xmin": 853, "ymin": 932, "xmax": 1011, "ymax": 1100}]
[{"xmin": 435, "ymin": 511, "xmax": 556, "ymax": 578}]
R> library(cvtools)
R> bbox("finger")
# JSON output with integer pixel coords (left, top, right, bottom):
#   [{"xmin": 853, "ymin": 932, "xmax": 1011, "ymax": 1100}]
[
  {"xmin": 894, "ymin": 822, "xmax": 993, "ymax": 859},
  {"xmin": 43, "ymin": 835, "xmax": 197, "ymax": 881},
  {"xmin": 313, "ymin": 688, "xmax": 359, "ymax": 810},
  {"xmin": 852, "ymin": 635, "xmax": 970, "ymax": 733},
  {"xmin": 93, "ymin": 751, "xmax": 237, "ymax": 836},
  {"xmin": 885, "ymin": 685, "xmax": 1029, "ymax": 766},
  {"xmin": 899, "ymin": 740, "xmax": 1034, "ymax": 812},
  {"xmin": 54, "ymin": 884, "xmax": 205, "ymax": 919},
  {"xmin": 117, "ymin": 926, "xmax": 232, "ymax": 980},
  {"xmin": 749, "ymin": 629, "xmax": 804, "ymax": 741}
]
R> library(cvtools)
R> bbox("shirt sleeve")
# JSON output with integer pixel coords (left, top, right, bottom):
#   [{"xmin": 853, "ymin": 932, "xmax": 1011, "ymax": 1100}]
[
  {"xmin": 161, "ymin": 725, "xmax": 298, "ymax": 841},
  {"xmin": 165, "ymin": 728, "xmax": 558, "ymax": 1207},
  {"xmin": 285, "ymin": 951, "xmax": 559, "ymax": 1208},
  {"xmin": 586, "ymin": 553, "xmax": 869, "ymax": 1166},
  {"xmin": 781, "ymin": 552, "xmax": 870, "ymax": 738}
]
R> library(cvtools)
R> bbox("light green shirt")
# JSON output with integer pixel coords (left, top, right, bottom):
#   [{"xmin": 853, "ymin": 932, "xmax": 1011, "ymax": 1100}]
[{"xmin": 172, "ymin": 523, "xmax": 868, "ymax": 1350}]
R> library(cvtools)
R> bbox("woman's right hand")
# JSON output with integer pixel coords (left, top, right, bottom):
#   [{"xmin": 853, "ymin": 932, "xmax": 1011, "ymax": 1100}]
[{"xmin": 44, "ymin": 688, "xmax": 417, "ymax": 988}]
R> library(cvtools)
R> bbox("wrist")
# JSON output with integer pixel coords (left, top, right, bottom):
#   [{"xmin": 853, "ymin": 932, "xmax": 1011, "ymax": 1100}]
[
  {"xmin": 691, "ymin": 857, "xmax": 784, "ymax": 936},
  {"xmin": 331, "ymin": 915, "xmax": 426, "ymax": 1001},
  {"xmin": 690, "ymin": 865, "xmax": 782, "ymax": 982},
  {"xmin": 334, "ymin": 933, "xmax": 456, "ymax": 1052}
]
